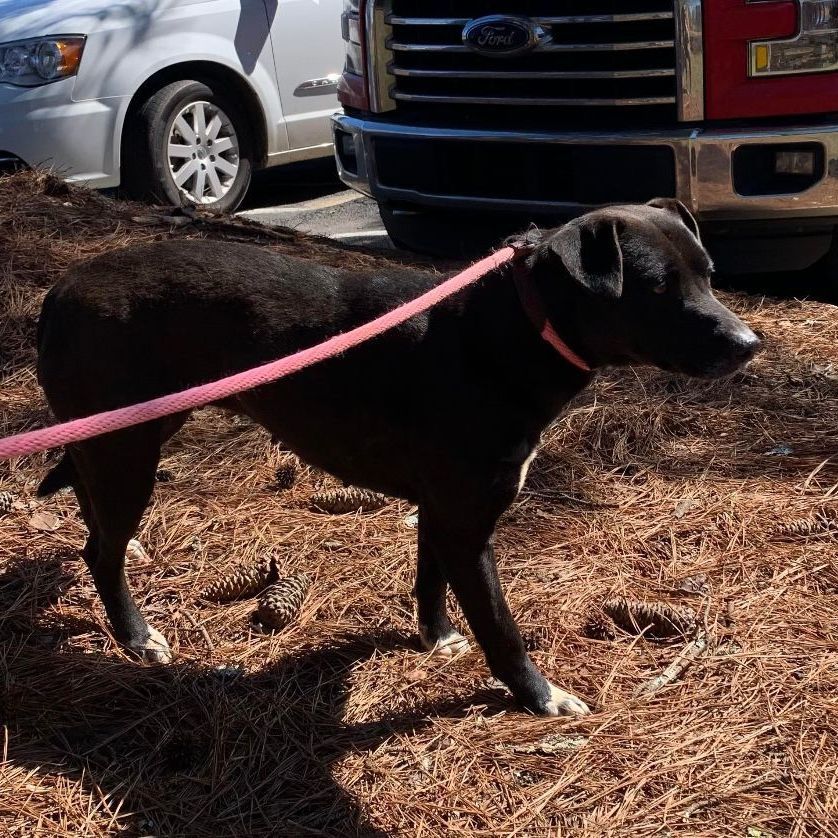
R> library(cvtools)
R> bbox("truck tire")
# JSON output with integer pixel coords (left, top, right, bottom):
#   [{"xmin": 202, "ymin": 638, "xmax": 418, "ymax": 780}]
[
  {"xmin": 379, "ymin": 203, "xmax": 519, "ymax": 259},
  {"xmin": 122, "ymin": 79, "xmax": 253, "ymax": 213},
  {"xmin": 817, "ymin": 231, "xmax": 838, "ymax": 302}
]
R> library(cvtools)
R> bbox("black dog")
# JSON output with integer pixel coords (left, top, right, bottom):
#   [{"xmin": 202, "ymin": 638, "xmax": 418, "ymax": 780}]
[{"xmin": 35, "ymin": 199, "xmax": 760, "ymax": 716}]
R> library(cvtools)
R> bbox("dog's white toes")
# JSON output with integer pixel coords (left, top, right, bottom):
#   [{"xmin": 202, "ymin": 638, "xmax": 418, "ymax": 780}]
[
  {"xmin": 419, "ymin": 626, "xmax": 471, "ymax": 657},
  {"xmin": 542, "ymin": 682, "xmax": 591, "ymax": 717},
  {"xmin": 125, "ymin": 539, "xmax": 149, "ymax": 562},
  {"xmin": 137, "ymin": 626, "xmax": 173, "ymax": 664}
]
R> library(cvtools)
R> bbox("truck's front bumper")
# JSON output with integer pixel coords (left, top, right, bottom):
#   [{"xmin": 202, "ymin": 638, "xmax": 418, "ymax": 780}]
[{"xmin": 332, "ymin": 113, "xmax": 838, "ymax": 223}]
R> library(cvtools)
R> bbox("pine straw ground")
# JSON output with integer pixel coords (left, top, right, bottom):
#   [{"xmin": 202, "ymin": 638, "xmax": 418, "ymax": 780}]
[{"xmin": 0, "ymin": 171, "xmax": 836, "ymax": 837}]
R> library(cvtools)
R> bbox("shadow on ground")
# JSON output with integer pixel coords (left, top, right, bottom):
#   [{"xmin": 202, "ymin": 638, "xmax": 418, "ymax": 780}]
[
  {"xmin": 717, "ymin": 268, "xmax": 837, "ymax": 306},
  {"xmin": 0, "ymin": 558, "xmax": 507, "ymax": 837},
  {"xmin": 239, "ymin": 158, "xmax": 344, "ymax": 213}
]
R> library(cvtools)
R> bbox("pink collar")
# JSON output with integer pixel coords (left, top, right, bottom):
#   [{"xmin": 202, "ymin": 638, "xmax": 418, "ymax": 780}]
[{"xmin": 511, "ymin": 258, "xmax": 592, "ymax": 374}]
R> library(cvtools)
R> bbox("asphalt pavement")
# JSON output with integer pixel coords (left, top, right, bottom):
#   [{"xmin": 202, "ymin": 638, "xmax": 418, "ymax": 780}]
[{"xmin": 237, "ymin": 157, "xmax": 391, "ymax": 250}]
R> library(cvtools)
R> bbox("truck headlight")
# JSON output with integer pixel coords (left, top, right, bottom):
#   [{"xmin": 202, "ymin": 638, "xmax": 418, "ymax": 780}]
[
  {"xmin": 750, "ymin": 0, "xmax": 838, "ymax": 76},
  {"xmin": 0, "ymin": 37, "xmax": 85, "ymax": 87}
]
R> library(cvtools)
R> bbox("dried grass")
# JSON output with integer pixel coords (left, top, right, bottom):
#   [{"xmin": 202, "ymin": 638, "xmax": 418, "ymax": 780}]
[{"xmin": 1, "ymin": 171, "xmax": 836, "ymax": 837}]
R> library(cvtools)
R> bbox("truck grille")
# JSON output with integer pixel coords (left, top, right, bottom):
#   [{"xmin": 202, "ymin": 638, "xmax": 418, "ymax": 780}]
[{"xmin": 385, "ymin": 1, "xmax": 679, "ymax": 125}]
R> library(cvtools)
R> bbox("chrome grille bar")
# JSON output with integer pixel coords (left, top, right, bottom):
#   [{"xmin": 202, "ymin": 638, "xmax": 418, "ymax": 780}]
[
  {"xmin": 391, "ymin": 92, "xmax": 677, "ymax": 106},
  {"xmin": 390, "ymin": 67, "xmax": 676, "ymax": 80},
  {"xmin": 389, "ymin": 40, "xmax": 676, "ymax": 53},
  {"xmin": 389, "ymin": 13, "xmax": 675, "ymax": 26}
]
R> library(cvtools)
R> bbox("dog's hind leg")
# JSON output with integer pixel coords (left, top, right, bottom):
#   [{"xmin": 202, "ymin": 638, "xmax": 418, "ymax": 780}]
[
  {"xmin": 415, "ymin": 512, "xmax": 470, "ymax": 656},
  {"xmin": 69, "ymin": 424, "xmax": 173, "ymax": 663}
]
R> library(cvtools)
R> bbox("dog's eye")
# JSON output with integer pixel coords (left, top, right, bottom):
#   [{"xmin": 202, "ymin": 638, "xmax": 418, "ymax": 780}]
[{"xmin": 652, "ymin": 278, "xmax": 667, "ymax": 295}]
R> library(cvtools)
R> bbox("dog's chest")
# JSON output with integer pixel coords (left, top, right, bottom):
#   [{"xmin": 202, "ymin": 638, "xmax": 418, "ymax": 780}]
[{"xmin": 517, "ymin": 447, "xmax": 538, "ymax": 493}]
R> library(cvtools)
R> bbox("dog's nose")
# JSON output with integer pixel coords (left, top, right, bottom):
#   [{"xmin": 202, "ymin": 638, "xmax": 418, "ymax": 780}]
[{"xmin": 730, "ymin": 329, "xmax": 762, "ymax": 363}]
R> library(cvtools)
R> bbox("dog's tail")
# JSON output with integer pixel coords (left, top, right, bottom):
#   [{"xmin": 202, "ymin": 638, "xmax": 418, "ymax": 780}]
[{"xmin": 37, "ymin": 454, "xmax": 76, "ymax": 497}]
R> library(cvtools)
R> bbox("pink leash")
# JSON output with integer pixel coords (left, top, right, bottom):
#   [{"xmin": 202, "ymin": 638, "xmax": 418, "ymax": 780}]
[{"xmin": 0, "ymin": 245, "xmax": 589, "ymax": 461}]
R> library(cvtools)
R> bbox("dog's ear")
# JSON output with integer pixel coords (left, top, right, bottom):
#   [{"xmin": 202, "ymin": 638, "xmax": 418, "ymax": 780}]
[
  {"xmin": 647, "ymin": 197, "xmax": 701, "ymax": 240},
  {"xmin": 548, "ymin": 215, "xmax": 624, "ymax": 300},
  {"xmin": 504, "ymin": 224, "xmax": 544, "ymax": 250}
]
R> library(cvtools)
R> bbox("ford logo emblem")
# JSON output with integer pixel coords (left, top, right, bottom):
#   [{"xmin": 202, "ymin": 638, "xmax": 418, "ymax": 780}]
[{"xmin": 462, "ymin": 16, "xmax": 542, "ymax": 57}]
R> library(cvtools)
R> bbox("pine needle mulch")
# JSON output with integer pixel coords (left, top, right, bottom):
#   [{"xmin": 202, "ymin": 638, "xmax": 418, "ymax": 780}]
[{"xmin": 0, "ymin": 171, "xmax": 836, "ymax": 837}]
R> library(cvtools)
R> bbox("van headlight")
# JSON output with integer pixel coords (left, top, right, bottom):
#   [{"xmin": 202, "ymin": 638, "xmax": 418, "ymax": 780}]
[
  {"xmin": 0, "ymin": 37, "xmax": 86, "ymax": 86},
  {"xmin": 750, "ymin": 0, "xmax": 838, "ymax": 76}
]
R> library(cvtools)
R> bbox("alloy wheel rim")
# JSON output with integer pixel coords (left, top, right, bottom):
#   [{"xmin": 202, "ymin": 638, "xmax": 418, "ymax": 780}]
[{"xmin": 166, "ymin": 100, "xmax": 240, "ymax": 204}]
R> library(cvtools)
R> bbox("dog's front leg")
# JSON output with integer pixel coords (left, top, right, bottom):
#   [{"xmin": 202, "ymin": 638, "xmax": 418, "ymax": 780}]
[{"xmin": 420, "ymin": 508, "xmax": 590, "ymax": 717}]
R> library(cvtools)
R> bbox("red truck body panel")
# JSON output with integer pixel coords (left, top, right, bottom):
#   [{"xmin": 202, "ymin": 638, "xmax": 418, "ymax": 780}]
[{"xmin": 705, "ymin": 0, "xmax": 838, "ymax": 120}]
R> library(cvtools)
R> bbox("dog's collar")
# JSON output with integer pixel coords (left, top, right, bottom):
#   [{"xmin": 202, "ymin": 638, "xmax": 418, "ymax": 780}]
[{"xmin": 510, "ymin": 253, "xmax": 592, "ymax": 374}]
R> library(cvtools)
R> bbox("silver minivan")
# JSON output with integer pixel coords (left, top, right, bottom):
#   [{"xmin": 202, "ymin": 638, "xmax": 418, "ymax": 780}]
[{"xmin": 0, "ymin": 0, "xmax": 343, "ymax": 211}]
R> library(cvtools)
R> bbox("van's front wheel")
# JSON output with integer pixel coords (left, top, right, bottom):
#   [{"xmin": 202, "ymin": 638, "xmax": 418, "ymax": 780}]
[{"xmin": 122, "ymin": 79, "xmax": 253, "ymax": 213}]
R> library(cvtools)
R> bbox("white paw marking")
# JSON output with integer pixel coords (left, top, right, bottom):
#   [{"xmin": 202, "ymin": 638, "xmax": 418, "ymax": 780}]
[
  {"xmin": 543, "ymin": 682, "xmax": 591, "ymax": 717},
  {"xmin": 518, "ymin": 448, "xmax": 538, "ymax": 493},
  {"xmin": 419, "ymin": 625, "xmax": 471, "ymax": 657},
  {"xmin": 125, "ymin": 539, "xmax": 149, "ymax": 562},
  {"xmin": 138, "ymin": 626, "xmax": 173, "ymax": 664}
]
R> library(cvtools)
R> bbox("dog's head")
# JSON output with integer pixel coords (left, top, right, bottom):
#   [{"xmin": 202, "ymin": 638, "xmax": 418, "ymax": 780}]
[{"xmin": 517, "ymin": 199, "xmax": 761, "ymax": 378}]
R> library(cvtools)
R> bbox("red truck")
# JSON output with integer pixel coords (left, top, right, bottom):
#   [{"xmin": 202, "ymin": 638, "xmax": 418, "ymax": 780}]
[{"xmin": 332, "ymin": 1, "xmax": 838, "ymax": 280}]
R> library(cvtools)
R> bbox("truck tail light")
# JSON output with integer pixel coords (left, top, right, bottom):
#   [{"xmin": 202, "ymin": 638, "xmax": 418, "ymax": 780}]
[
  {"xmin": 751, "ymin": 0, "xmax": 838, "ymax": 75},
  {"xmin": 339, "ymin": 0, "xmax": 369, "ymax": 110}
]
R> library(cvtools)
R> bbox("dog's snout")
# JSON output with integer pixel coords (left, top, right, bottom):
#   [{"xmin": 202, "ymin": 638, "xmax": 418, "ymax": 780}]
[
  {"xmin": 686, "ymin": 305, "xmax": 764, "ymax": 379},
  {"xmin": 730, "ymin": 328, "xmax": 762, "ymax": 363}
]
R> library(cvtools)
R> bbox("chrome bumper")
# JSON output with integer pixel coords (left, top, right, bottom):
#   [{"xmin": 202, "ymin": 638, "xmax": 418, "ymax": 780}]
[{"xmin": 332, "ymin": 114, "xmax": 838, "ymax": 222}]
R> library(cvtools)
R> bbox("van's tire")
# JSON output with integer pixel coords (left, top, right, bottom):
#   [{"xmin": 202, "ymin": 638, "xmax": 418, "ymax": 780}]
[{"xmin": 122, "ymin": 79, "xmax": 253, "ymax": 213}]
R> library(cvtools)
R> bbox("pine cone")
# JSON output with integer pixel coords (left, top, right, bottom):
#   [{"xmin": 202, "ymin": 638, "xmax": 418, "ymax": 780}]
[
  {"xmin": 310, "ymin": 487, "xmax": 389, "ymax": 514},
  {"xmin": 155, "ymin": 468, "xmax": 174, "ymax": 483},
  {"xmin": 523, "ymin": 626, "xmax": 550, "ymax": 651},
  {"xmin": 200, "ymin": 555, "xmax": 278, "ymax": 603},
  {"xmin": 0, "ymin": 491, "xmax": 15, "ymax": 515},
  {"xmin": 603, "ymin": 597, "xmax": 697, "ymax": 640},
  {"xmin": 274, "ymin": 462, "xmax": 297, "ymax": 491},
  {"xmin": 253, "ymin": 573, "xmax": 311, "ymax": 631},
  {"xmin": 582, "ymin": 613, "xmax": 617, "ymax": 641},
  {"xmin": 775, "ymin": 512, "xmax": 838, "ymax": 538}
]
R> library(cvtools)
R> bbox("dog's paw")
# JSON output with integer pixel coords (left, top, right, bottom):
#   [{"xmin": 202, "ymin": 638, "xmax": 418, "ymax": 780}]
[
  {"xmin": 125, "ymin": 539, "xmax": 149, "ymax": 562},
  {"xmin": 540, "ymin": 682, "xmax": 591, "ymax": 717},
  {"xmin": 419, "ymin": 625, "xmax": 471, "ymax": 657},
  {"xmin": 134, "ymin": 626, "xmax": 173, "ymax": 664}
]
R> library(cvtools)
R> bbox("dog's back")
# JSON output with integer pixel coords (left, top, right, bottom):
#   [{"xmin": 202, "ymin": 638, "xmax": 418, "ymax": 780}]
[{"xmin": 38, "ymin": 240, "xmax": 441, "ymax": 413}]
